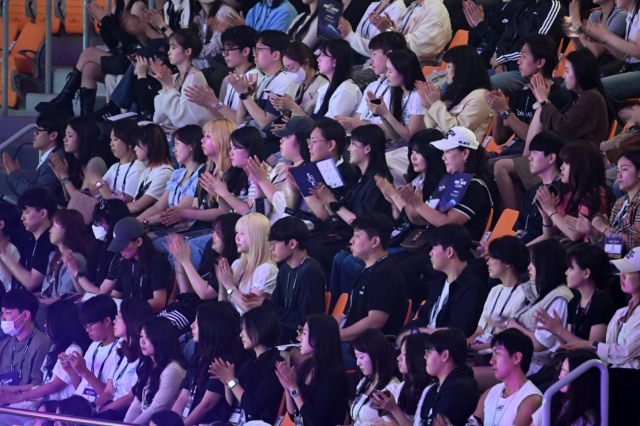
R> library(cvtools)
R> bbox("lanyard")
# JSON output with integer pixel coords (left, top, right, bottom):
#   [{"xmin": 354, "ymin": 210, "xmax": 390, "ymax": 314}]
[
  {"xmin": 130, "ymin": 263, "xmax": 145, "ymax": 298},
  {"xmin": 399, "ymin": 4, "xmax": 420, "ymax": 33},
  {"xmin": 136, "ymin": 166, "xmax": 173, "ymax": 201},
  {"xmin": 10, "ymin": 329, "xmax": 37, "ymax": 383},
  {"xmin": 172, "ymin": 164, "xmax": 203, "ymax": 207},
  {"xmin": 255, "ymin": 1, "xmax": 273, "ymax": 31},
  {"xmin": 346, "ymin": 256, "xmax": 388, "ymax": 317},
  {"xmin": 400, "ymin": 91, "xmax": 413, "ymax": 123},
  {"xmin": 114, "ymin": 355, "xmax": 129, "ymax": 384},
  {"xmin": 572, "ymin": 292, "xmax": 598, "ymax": 336},
  {"xmin": 258, "ymin": 69, "xmax": 284, "ymax": 99},
  {"xmin": 612, "ymin": 191, "xmax": 639, "ymax": 229},
  {"xmin": 176, "ymin": 65, "xmax": 193, "ymax": 93},
  {"xmin": 362, "ymin": 0, "xmax": 395, "ymax": 39},
  {"xmin": 294, "ymin": 73, "xmax": 320, "ymax": 105},
  {"xmin": 114, "ymin": 162, "xmax": 135, "ymax": 195},
  {"xmin": 25, "ymin": 236, "xmax": 40, "ymax": 272},
  {"xmin": 487, "ymin": 282, "xmax": 520, "ymax": 333},
  {"xmin": 225, "ymin": 66, "xmax": 257, "ymax": 107},
  {"xmin": 285, "ymin": 256, "xmax": 307, "ymax": 309},
  {"xmin": 91, "ymin": 338, "xmax": 119, "ymax": 382}
]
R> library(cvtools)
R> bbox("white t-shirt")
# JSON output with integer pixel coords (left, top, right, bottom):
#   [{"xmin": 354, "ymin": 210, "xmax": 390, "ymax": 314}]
[
  {"xmin": 229, "ymin": 260, "xmax": 278, "ymax": 314},
  {"xmin": 102, "ymin": 160, "xmax": 146, "ymax": 198},
  {"xmin": 477, "ymin": 284, "xmax": 527, "ymax": 332},
  {"xmin": 0, "ymin": 243, "xmax": 19, "ymax": 292},
  {"xmin": 401, "ymin": 91, "xmax": 427, "ymax": 126},
  {"xmin": 483, "ymin": 380, "xmax": 542, "ymax": 426},
  {"xmin": 74, "ymin": 340, "xmax": 121, "ymax": 402},
  {"xmin": 256, "ymin": 69, "xmax": 300, "ymax": 101},
  {"xmin": 427, "ymin": 280, "xmax": 450, "ymax": 328},
  {"xmin": 351, "ymin": 377, "xmax": 401, "ymax": 425},
  {"xmin": 529, "ymin": 297, "xmax": 569, "ymax": 375},
  {"xmin": 135, "ymin": 165, "xmax": 174, "ymax": 201},
  {"xmin": 413, "ymin": 384, "xmax": 434, "ymax": 426},
  {"xmin": 357, "ymin": 77, "xmax": 391, "ymax": 125},
  {"xmin": 626, "ymin": 12, "xmax": 640, "ymax": 64},
  {"xmin": 314, "ymin": 79, "xmax": 362, "ymax": 119},
  {"xmin": 220, "ymin": 68, "xmax": 264, "ymax": 112},
  {"xmin": 41, "ymin": 344, "xmax": 83, "ymax": 401},
  {"xmin": 110, "ymin": 354, "xmax": 140, "ymax": 401}
]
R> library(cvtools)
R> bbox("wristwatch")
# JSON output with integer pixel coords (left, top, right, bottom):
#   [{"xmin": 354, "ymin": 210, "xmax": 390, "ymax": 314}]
[
  {"xmin": 500, "ymin": 109, "xmax": 512, "ymax": 120},
  {"xmin": 95, "ymin": 181, "xmax": 104, "ymax": 189},
  {"xmin": 227, "ymin": 287, "xmax": 235, "ymax": 296},
  {"xmin": 61, "ymin": 177, "xmax": 70, "ymax": 185},
  {"xmin": 539, "ymin": 100, "xmax": 549, "ymax": 108},
  {"xmin": 227, "ymin": 378, "xmax": 238, "ymax": 389},
  {"xmin": 329, "ymin": 201, "xmax": 342, "ymax": 212},
  {"xmin": 576, "ymin": 25, "xmax": 585, "ymax": 36},
  {"xmin": 290, "ymin": 389, "xmax": 300, "ymax": 398},
  {"xmin": 75, "ymin": 272, "xmax": 86, "ymax": 282},
  {"xmin": 591, "ymin": 341, "xmax": 600, "ymax": 352},
  {"xmin": 215, "ymin": 102, "xmax": 223, "ymax": 110},
  {"xmin": 159, "ymin": 25, "xmax": 168, "ymax": 33},
  {"xmin": 239, "ymin": 92, "xmax": 249, "ymax": 100}
]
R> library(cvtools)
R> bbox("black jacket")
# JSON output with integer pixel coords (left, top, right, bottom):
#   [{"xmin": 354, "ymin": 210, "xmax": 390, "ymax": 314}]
[
  {"xmin": 417, "ymin": 265, "xmax": 488, "ymax": 337},
  {"xmin": 419, "ymin": 365, "xmax": 480, "ymax": 426},
  {"xmin": 495, "ymin": 0, "xmax": 566, "ymax": 67},
  {"xmin": 7, "ymin": 146, "xmax": 66, "ymax": 206}
]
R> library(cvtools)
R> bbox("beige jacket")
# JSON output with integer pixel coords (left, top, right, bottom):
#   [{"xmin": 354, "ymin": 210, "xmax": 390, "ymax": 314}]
[
  {"xmin": 598, "ymin": 303, "xmax": 640, "ymax": 369},
  {"xmin": 424, "ymin": 89, "xmax": 492, "ymax": 142},
  {"xmin": 401, "ymin": 0, "xmax": 452, "ymax": 64}
]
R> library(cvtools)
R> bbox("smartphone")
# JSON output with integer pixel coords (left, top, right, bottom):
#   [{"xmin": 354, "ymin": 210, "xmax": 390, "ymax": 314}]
[
  {"xmin": 370, "ymin": 98, "xmax": 382, "ymax": 105},
  {"xmin": 265, "ymin": 90, "xmax": 283, "ymax": 97},
  {"xmin": 374, "ymin": 390, "xmax": 392, "ymax": 417}
]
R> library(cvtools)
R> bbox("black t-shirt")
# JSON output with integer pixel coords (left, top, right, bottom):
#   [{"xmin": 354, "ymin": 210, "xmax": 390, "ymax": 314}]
[
  {"xmin": 180, "ymin": 356, "xmax": 233, "ymax": 423},
  {"xmin": 334, "ymin": 160, "xmax": 358, "ymax": 200},
  {"xmin": 236, "ymin": 350, "xmax": 284, "ymax": 423},
  {"xmin": 86, "ymin": 239, "xmax": 118, "ymax": 285},
  {"xmin": 343, "ymin": 257, "xmax": 408, "ymax": 336},
  {"xmin": 567, "ymin": 291, "xmax": 617, "ymax": 340},
  {"xmin": 514, "ymin": 178, "xmax": 561, "ymax": 244},
  {"xmin": 14, "ymin": 228, "xmax": 56, "ymax": 291},
  {"xmin": 510, "ymin": 84, "xmax": 571, "ymax": 142},
  {"xmin": 452, "ymin": 178, "xmax": 492, "ymax": 242},
  {"xmin": 114, "ymin": 252, "xmax": 172, "ymax": 300}
]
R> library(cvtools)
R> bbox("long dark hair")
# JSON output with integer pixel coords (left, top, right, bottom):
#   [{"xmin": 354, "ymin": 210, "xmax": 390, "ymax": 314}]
[
  {"xmin": 549, "ymin": 349, "xmax": 601, "ymax": 426},
  {"xmin": 200, "ymin": 213, "xmax": 242, "ymax": 275},
  {"xmin": 91, "ymin": 199, "xmax": 130, "ymax": 244},
  {"xmin": 530, "ymin": 239, "xmax": 567, "ymax": 304},
  {"xmin": 559, "ymin": 141, "xmax": 613, "ymax": 217},
  {"xmin": 227, "ymin": 127, "xmax": 266, "ymax": 196},
  {"xmin": 133, "ymin": 317, "xmax": 187, "ymax": 406},
  {"xmin": 131, "ymin": 234, "xmax": 165, "ymax": 275},
  {"xmin": 406, "ymin": 130, "xmax": 446, "ymax": 201},
  {"xmin": 194, "ymin": 302, "xmax": 242, "ymax": 384},
  {"xmin": 117, "ymin": 298, "xmax": 154, "ymax": 363},
  {"xmin": 66, "ymin": 117, "xmax": 100, "ymax": 187},
  {"xmin": 297, "ymin": 314, "xmax": 345, "ymax": 403},
  {"xmin": 239, "ymin": 306, "xmax": 282, "ymax": 391},
  {"xmin": 442, "ymin": 45, "xmax": 491, "ymax": 110},
  {"xmin": 387, "ymin": 50, "xmax": 425, "ymax": 123},
  {"xmin": 288, "ymin": 9, "xmax": 318, "ymax": 42},
  {"xmin": 317, "ymin": 39, "xmax": 353, "ymax": 116},
  {"xmin": 204, "ymin": 1, "xmax": 226, "ymax": 44},
  {"xmin": 397, "ymin": 334, "xmax": 432, "ymax": 416},
  {"xmin": 352, "ymin": 329, "xmax": 398, "ymax": 396},
  {"xmin": 565, "ymin": 49, "xmax": 616, "ymax": 123},
  {"xmin": 44, "ymin": 300, "xmax": 91, "ymax": 379},
  {"xmin": 351, "ymin": 125, "xmax": 392, "ymax": 181}
]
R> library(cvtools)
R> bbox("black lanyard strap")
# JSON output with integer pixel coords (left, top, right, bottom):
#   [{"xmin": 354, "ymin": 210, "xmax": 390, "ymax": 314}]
[
  {"xmin": 285, "ymin": 256, "xmax": 308, "ymax": 309},
  {"xmin": 91, "ymin": 338, "xmax": 119, "ymax": 382},
  {"xmin": 114, "ymin": 162, "xmax": 135, "ymax": 195},
  {"xmin": 10, "ymin": 329, "xmax": 37, "ymax": 383}
]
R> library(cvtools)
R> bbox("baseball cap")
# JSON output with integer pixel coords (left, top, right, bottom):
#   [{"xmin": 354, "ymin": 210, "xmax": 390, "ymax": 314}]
[
  {"xmin": 611, "ymin": 247, "xmax": 640, "ymax": 273},
  {"xmin": 430, "ymin": 127, "xmax": 479, "ymax": 151},
  {"xmin": 107, "ymin": 217, "xmax": 146, "ymax": 252},
  {"xmin": 272, "ymin": 116, "xmax": 316, "ymax": 139}
]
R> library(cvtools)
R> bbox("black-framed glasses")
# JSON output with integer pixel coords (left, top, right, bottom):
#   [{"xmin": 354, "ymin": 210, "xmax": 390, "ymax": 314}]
[
  {"xmin": 34, "ymin": 127, "xmax": 50, "ymax": 135},
  {"xmin": 222, "ymin": 46, "xmax": 242, "ymax": 56},
  {"xmin": 84, "ymin": 321, "xmax": 99, "ymax": 331},
  {"xmin": 252, "ymin": 46, "xmax": 272, "ymax": 54}
]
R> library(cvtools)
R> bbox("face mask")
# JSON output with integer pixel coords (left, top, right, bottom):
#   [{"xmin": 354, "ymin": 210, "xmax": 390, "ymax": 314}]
[
  {"xmin": 92, "ymin": 225, "xmax": 107, "ymax": 241},
  {"xmin": 2, "ymin": 311, "xmax": 25, "ymax": 337},
  {"xmin": 287, "ymin": 67, "xmax": 306, "ymax": 84}
]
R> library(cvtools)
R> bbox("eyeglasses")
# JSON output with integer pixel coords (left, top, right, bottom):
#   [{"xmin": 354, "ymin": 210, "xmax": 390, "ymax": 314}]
[
  {"xmin": 222, "ymin": 46, "xmax": 242, "ymax": 56},
  {"xmin": 34, "ymin": 127, "xmax": 50, "ymax": 135},
  {"xmin": 84, "ymin": 321, "xmax": 99, "ymax": 331},
  {"xmin": 252, "ymin": 46, "xmax": 272, "ymax": 54}
]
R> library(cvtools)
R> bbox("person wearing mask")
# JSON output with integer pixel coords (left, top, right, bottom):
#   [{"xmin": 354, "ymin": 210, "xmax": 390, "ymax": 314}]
[
  {"xmin": 86, "ymin": 119, "xmax": 146, "ymax": 203},
  {"xmin": 137, "ymin": 125, "xmax": 207, "ymax": 227},
  {"xmin": 172, "ymin": 302, "xmax": 242, "ymax": 425},
  {"xmin": 210, "ymin": 306, "xmax": 285, "ymax": 424},
  {"xmin": 0, "ymin": 189, "xmax": 57, "ymax": 292},
  {"xmin": 41, "ymin": 209, "xmax": 88, "ymax": 298},
  {"xmin": 124, "ymin": 317, "xmax": 187, "ymax": 424},
  {"xmin": 1, "ymin": 111, "xmax": 70, "ymax": 206},
  {"xmin": 96, "ymin": 298, "xmax": 155, "ymax": 421},
  {"xmin": 126, "ymin": 123, "xmax": 174, "ymax": 215},
  {"xmin": 468, "ymin": 236, "xmax": 530, "ymax": 351},
  {"xmin": 417, "ymin": 46, "xmax": 492, "ymax": 143},
  {"xmin": 108, "ymin": 217, "xmax": 172, "ymax": 312},
  {"xmin": 468, "ymin": 329, "xmax": 542, "ymax": 426},
  {"xmin": 0, "ymin": 290, "xmax": 52, "ymax": 388},
  {"xmin": 48, "ymin": 116, "xmax": 108, "ymax": 204}
]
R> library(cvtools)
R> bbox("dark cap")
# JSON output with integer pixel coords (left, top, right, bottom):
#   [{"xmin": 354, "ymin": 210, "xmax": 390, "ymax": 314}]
[
  {"xmin": 107, "ymin": 217, "xmax": 146, "ymax": 252},
  {"xmin": 272, "ymin": 116, "xmax": 316, "ymax": 138}
]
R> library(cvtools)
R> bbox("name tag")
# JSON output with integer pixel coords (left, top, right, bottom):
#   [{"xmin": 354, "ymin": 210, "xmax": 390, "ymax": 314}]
[
  {"xmin": 229, "ymin": 407, "xmax": 246, "ymax": 426},
  {"xmin": 82, "ymin": 386, "xmax": 98, "ymax": 402},
  {"xmin": 604, "ymin": 237, "xmax": 624, "ymax": 258},
  {"xmin": 182, "ymin": 393, "xmax": 195, "ymax": 418}
]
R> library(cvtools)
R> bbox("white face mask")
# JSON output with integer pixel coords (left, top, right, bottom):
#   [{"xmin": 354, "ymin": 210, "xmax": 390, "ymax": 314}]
[
  {"xmin": 92, "ymin": 225, "xmax": 108, "ymax": 241},
  {"xmin": 1, "ymin": 311, "xmax": 25, "ymax": 337},
  {"xmin": 287, "ymin": 67, "xmax": 306, "ymax": 84}
]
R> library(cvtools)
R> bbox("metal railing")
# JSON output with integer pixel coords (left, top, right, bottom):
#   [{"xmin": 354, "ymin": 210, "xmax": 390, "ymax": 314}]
[
  {"xmin": 0, "ymin": 123, "xmax": 36, "ymax": 152},
  {"xmin": 0, "ymin": 406, "xmax": 136, "ymax": 426},
  {"xmin": 541, "ymin": 358, "xmax": 609, "ymax": 426},
  {"xmin": 2, "ymin": 0, "xmax": 9, "ymax": 117}
]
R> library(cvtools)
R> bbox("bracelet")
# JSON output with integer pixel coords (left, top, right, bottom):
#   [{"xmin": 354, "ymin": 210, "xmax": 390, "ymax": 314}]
[
  {"xmin": 602, "ymin": 226, "xmax": 611, "ymax": 237},
  {"xmin": 549, "ymin": 211, "xmax": 559, "ymax": 220},
  {"xmin": 542, "ymin": 221, "xmax": 553, "ymax": 228}
]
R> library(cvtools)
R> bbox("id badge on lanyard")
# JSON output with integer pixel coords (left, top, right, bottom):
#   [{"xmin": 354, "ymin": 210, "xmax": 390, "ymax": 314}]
[
  {"xmin": 229, "ymin": 407, "xmax": 246, "ymax": 426},
  {"xmin": 82, "ymin": 386, "xmax": 98, "ymax": 402},
  {"xmin": 0, "ymin": 370, "xmax": 19, "ymax": 386}
]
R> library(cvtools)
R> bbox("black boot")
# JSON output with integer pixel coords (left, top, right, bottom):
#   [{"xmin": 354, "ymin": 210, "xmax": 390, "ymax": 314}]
[
  {"xmin": 79, "ymin": 88, "xmax": 97, "ymax": 116},
  {"xmin": 87, "ymin": 100, "xmax": 121, "ymax": 122},
  {"xmin": 35, "ymin": 67, "xmax": 81, "ymax": 115}
]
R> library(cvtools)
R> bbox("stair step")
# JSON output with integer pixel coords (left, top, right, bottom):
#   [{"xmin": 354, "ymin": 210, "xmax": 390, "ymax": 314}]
[
  {"xmin": 52, "ymin": 68, "xmax": 106, "ymax": 96},
  {"xmin": 25, "ymin": 93, "xmax": 106, "ymax": 117}
]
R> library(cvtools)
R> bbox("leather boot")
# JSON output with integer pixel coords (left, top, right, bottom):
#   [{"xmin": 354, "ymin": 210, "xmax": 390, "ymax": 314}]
[
  {"xmin": 79, "ymin": 88, "xmax": 97, "ymax": 116},
  {"xmin": 35, "ymin": 67, "xmax": 81, "ymax": 116}
]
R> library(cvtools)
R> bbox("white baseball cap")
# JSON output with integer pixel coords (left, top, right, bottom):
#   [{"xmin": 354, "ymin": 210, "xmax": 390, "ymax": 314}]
[
  {"xmin": 430, "ymin": 126, "xmax": 479, "ymax": 151},
  {"xmin": 611, "ymin": 247, "xmax": 640, "ymax": 273}
]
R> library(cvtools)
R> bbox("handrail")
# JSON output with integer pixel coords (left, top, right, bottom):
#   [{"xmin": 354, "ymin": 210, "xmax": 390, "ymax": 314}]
[
  {"xmin": 2, "ymin": 0, "xmax": 9, "ymax": 117},
  {"xmin": 0, "ymin": 406, "xmax": 136, "ymax": 425},
  {"xmin": 0, "ymin": 123, "xmax": 37, "ymax": 151},
  {"xmin": 83, "ymin": 0, "xmax": 90, "ymax": 49},
  {"xmin": 45, "ymin": 0, "xmax": 52, "ymax": 93},
  {"xmin": 541, "ymin": 358, "xmax": 609, "ymax": 426}
]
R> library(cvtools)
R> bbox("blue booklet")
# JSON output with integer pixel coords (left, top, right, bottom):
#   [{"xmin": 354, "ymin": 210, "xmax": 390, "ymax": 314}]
[
  {"xmin": 428, "ymin": 172, "xmax": 473, "ymax": 212},
  {"xmin": 317, "ymin": 0, "xmax": 343, "ymax": 41},
  {"xmin": 290, "ymin": 158, "xmax": 345, "ymax": 197}
]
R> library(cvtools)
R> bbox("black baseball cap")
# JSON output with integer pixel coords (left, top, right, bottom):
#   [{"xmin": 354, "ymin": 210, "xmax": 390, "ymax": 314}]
[
  {"xmin": 107, "ymin": 217, "xmax": 146, "ymax": 252},
  {"xmin": 272, "ymin": 116, "xmax": 316, "ymax": 138}
]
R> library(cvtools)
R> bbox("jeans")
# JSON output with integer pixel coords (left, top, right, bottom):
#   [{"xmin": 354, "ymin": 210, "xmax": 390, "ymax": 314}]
[
  {"xmin": 329, "ymin": 251, "xmax": 365, "ymax": 310},
  {"xmin": 154, "ymin": 233, "xmax": 211, "ymax": 272},
  {"xmin": 342, "ymin": 341, "xmax": 357, "ymax": 370},
  {"xmin": 490, "ymin": 71, "xmax": 529, "ymax": 97},
  {"xmin": 601, "ymin": 70, "xmax": 640, "ymax": 103},
  {"xmin": 110, "ymin": 64, "xmax": 136, "ymax": 109}
]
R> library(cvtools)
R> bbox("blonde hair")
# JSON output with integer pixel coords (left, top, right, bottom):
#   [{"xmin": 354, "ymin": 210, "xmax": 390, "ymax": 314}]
[
  {"xmin": 199, "ymin": 118, "xmax": 236, "ymax": 206},
  {"xmin": 233, "ymin": 213, "xmax": 274, "ymax": 292}
]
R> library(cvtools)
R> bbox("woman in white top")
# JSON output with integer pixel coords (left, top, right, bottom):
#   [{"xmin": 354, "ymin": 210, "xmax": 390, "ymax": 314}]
[
  {"xmin": 313, "ymin": 39, "xmax": 362, "ymax": 119},
  {"xmin": 137, "ymin": 125, "xmax": 207, "ymax": 227},
  {"xmin": 95, "ymin": 298, "xmax": 154, "ymax": 420},
  {"xmin": 126, "ymin": 124, "xmax": 174, "ymax": 215},
  {"xmin": 86, "ymin": 119, "xmax": 146, "ymax": 203},
  {"xmin": 370, "ymin": 333, "xmax": 433, "ymax": 426},
  {"xmin": 350, "ymin": 329, "xmax": 402, "ymax": 426},
  {"xmin": 216, "ymin": 213, "xmax": 278, "ymax": 314},
  {"xmin": 152, "ymin": 29, "xmax": 214, "ymax": 128},
  {"xmin": 366, "ymin": 49, "xmax": 426, "ymax": 144},
  {"xmin": 287, "ymin": 0, "xmax": 322, "ymax": 51},
  {"xmin": 0, "ymin": 300, "xmax": 91, "ymax": 408},
  {"xmin": 0, "ymin": 205, "xmax": 21, "ymax": 292},
  {"xmin": 468, "ymin": 236, "xmax": 529, "ymax": 352},
  {"xmin": 417, "ymin": 45, "xmax": 492, "ymax": 142},
  {"xmin": 339, "ymin": 0, "xmax": 407, "ymax": 58}
]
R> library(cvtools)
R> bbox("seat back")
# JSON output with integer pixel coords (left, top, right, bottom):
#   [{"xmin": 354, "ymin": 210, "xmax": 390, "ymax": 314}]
[
  {"xmin": 11, "ymin": 22, "xmax": 46, "ymax": 75},
  {"xmin": 62, "ymin": 0, "xmax": 84, "ymax": 34},
  {"xmin": 0, "ymin": 19, "xmax": 19, "ymax": 51},
  {"xmin": 483, "ymin": 207, "xmax": 494, "ymax": 236},
  {"xmin": 34, "ymin": 0, "xmax": 61, "ymax": 34},
  {"xmin": 422, "ymin": 30, "xmax": 469, "ymax": 76},
  {"xmin": 0, "ymin": 56, "xmax": 19, "ymax": 107},
  {"xmin": 324, "ymin": 292, "xmax": 331, "ymax": 314},
  {"xmin": 332, "ymin": 293, "xmax": 349, "ymax": 317},
  {"xmin": 413, "ymin": 300, "xmax": 426, "ymax": 320},
  {"xmin": 403, "ymin": 299, "xmax": 413, "ymax": 326},
  {"xmin": 487, "ymin": 208, "xmax": 519, "ymax": 243},
  {"xmin": 7, "ymin": 0, "xmax": 32, "ymax": 31},
  {"xmin": 554, "ymin": 41, "xmax": 576, "ymax": 78}
]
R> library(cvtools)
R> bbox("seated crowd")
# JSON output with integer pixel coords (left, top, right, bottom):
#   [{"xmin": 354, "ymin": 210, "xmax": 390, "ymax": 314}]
[{"xmin": 4, "ymin": 0, "xmax": 640, "ymax": 424}]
